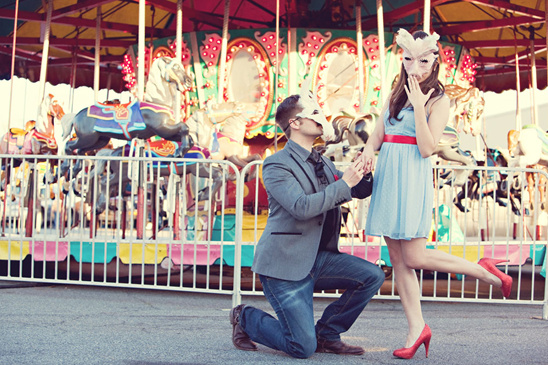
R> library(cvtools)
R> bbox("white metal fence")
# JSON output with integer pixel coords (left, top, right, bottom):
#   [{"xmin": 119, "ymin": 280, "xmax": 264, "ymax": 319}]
[{"xmin": 0, "ymin": 154, "xmax": 546, "ymax": 319}]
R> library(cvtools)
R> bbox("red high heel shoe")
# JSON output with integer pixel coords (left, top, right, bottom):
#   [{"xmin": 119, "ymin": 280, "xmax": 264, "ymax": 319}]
[
  {"xmin": 393, "ymin": 324, "xmax": 431, "ymax": 359},
  {"xmin": 478, "ymin": 258, "xmax": 513, "ymax": 298}
]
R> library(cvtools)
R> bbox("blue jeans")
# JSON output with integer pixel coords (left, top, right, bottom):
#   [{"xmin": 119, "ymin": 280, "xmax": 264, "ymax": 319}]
[{"xmin": 240, "ymin": 251, "xmax": 385, "ymax": 359}]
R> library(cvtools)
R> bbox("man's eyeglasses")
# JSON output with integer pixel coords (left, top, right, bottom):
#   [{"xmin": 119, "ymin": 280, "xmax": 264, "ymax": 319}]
[{"xmin": 284, "ymin": 116, "xmax": 301, "ymax": 132}]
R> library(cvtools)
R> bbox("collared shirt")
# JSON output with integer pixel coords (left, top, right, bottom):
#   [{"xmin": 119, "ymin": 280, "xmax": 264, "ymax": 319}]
[{"xmin": 307, "ymin": 148, "xmax": 338, "ymax": 253}]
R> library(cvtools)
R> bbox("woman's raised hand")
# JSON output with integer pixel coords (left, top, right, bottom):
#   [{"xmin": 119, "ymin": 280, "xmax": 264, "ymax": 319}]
[{"xmin": 404, "ymin": 75, "xmax": 434, "ymax": 108}]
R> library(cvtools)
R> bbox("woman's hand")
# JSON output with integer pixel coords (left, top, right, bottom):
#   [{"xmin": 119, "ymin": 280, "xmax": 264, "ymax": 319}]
[
  {"xmin": 358, "ymin": 146, "xmax": 375, "ymax": 174},
  {"xmin": 404, "ymin": 75, "xmax": 434, "ymax": 109}
]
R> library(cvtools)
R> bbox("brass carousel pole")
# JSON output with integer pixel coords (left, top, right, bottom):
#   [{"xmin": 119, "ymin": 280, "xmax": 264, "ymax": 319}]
[
  {"xmin": 172, "ymin": 0, "xmax": 183, "ymax": 241},
  {"xmin": 135, "ymin": 0, "xmax": 146, "ymax": 241},
  {"xmin": 218, "ymin": 0, "xmax": 231, "ymax": 103},
  {"xmin": 356, "ymin": 1, "xmax": 365, "ymax": 114},
  {"xmin": 37, "ymin": 0, "xmax": 52, "ymax": 131},
  {"xmin": 514, "ymin": 29, "xmax": 522, "ymax": 131},
  {"xmin": 94, "ymin": 6, "xmax": 101, "ymax": 103},
  {"xmin": 3, "ymin": 0, "xmax": 20, "ymax": 236},
  {"xmin": 423, "ymin": 0, "xmax": 431, "ymax": 34},
  {"xmin": 528, "ymin": 27, "xmax": 539, "ymax": 126},
  {"xmin": 274, "ymin": 0, "xmax": 280, "ymax": 151},
  {"xmin": 175, "ymin": 0, "xmax": 183, "ymax": 124},
  {"xmin": 376, "ymin": 0, "xmax": 387, "ymax": 104}
]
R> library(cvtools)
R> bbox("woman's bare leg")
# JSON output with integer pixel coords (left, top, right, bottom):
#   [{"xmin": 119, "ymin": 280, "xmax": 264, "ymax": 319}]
[
  {"xmin": 385, "ymin": 237, "xmax": 425, "ymax": 348},
  {"xmin": 400, "ymin": 239, "xmax": 502, "ymax": 287}
]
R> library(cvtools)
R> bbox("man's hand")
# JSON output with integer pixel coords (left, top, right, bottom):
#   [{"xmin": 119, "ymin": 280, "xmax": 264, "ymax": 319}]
[{"xmin": 342, "ymin": 158, "xmax": 365, "ymax": 188}]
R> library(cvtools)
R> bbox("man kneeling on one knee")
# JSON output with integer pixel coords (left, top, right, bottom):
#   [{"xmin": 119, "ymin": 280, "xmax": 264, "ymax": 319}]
[{"xmin": 230, "ymin": 90, "xmax": 385, "ymax": 359}]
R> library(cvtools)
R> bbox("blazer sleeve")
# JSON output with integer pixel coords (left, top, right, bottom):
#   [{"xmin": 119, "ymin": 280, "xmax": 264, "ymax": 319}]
[
  {"xmin": 263, "ymin": 157, "xmax": 353, "ymax": 221},
  {"xmin": 351, "ymin": 172, "xmax": 373, "ymax": 199}
]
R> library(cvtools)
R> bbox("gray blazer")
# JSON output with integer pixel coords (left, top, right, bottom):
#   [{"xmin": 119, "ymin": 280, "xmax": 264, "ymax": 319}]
[{"xmin": 251, "ymin": 139, "xmax": 373, "ymax": 281}]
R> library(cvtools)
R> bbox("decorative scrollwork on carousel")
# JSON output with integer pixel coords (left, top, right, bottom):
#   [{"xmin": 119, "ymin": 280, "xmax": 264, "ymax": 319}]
[
  {"xmin": 166, "ymin": 38, "xmax": 193, "ymax": 67},
  {"xmin": 201, "ymin": 33, "xmax": 226, "ymax": 78},
  {"xmin": 298, "ymin": 31, "xmax": 332, "ymax": 77}
]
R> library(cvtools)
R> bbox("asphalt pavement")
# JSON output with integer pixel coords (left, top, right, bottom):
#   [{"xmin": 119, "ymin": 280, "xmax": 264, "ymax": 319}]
[{"xmin": 0, "ymin": 281, "xmax": 547, "ymax": 365}]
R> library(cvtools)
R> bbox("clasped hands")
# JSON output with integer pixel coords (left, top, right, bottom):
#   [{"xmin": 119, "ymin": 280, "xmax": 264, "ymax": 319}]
[{"xmin": 342, "ymin": 152, "xmax": 367, "ymax": 188}]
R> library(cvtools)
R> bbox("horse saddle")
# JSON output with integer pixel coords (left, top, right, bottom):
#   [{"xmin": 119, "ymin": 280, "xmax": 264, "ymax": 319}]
[
  {"xmin": 6, "ymin": 128, "xmax": 29, "ymax": 152},
  {"xmin": 4, "ymin": 128, "xmax": 56, "ymax": 154},
  {"xmin": 89, "ymin": 99, "xmax": 146, "ymax": 136}
]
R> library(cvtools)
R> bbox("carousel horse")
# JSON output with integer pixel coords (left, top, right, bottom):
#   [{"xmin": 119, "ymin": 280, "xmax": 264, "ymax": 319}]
[
  {"xmin": 59, "ymin": 57, "xmax": 194, "ymax": 179},
  {"xmin": 185, "ymin": 101, "xmax": 262, "ymax": 181},
  {"xmin": 323, "ymin": 110, "xmax": 377, "ymax": 162},
  {"xmin": 453, "ymin": 147, "xmax": 521, "ymax": 216},
  {"xmin": 433, "ymin": 84, "xmax": 485, "ymax": 187},
  {"xmin": 0, "ymin": 96, "xmax": 65, "ymax": 235},
  {"xmin": 0, "ymin": 93, "xmax": 65, "ymax": 177},
  {"xmin": 84, "ymin": 140, "xmax": 226, "ymax": 215},
  {"xmin": 507, "ymin": 125, "xmax": 548, "ymax": 211}
]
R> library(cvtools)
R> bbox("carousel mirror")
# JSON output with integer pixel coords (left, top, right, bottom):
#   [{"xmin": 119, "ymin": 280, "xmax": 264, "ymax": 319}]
[
  {"xmin": 315, "ymin": 39, "xmax": 362, "ymax": 116},
  {"xmin": 221, "ymin": 37, "xmax": 273, "ymax": 131},
  {"xmin": 227, "ymin": 50, "xmax": 261, "ymax": 104},
  {"xmin": 325, "ymin": 51, "xmax": 357, "ymax": 113}
]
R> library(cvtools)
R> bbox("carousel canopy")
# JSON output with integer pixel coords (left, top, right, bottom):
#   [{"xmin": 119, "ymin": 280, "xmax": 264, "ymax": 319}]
[{"xmin": 0, "ymin": 0, "xmax": 546, "ymax": 93}]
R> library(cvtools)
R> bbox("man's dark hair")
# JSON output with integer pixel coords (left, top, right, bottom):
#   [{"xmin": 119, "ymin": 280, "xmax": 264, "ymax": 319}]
[{"xmin": 275, "ymin": 94, "xmax": 302, "ymax": 138}]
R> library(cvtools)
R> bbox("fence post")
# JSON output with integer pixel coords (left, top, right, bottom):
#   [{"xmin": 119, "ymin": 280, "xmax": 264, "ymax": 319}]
[{"xmin": 232, "ymin": 166, "xmax": 244, "ymax": 308}]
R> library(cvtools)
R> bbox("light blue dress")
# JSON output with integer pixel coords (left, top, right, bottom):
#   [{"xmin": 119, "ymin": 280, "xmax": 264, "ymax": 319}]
[{"xmin": 365, "ymin": 107, "xmax": 433, "ymax": 240}]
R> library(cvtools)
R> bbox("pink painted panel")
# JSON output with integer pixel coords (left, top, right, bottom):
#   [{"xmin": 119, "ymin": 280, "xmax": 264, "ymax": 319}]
[
  {"xmin": 483, "ymin": 244, "xmax": 531, "ymax": 266},
  {"xmin": 339, "ymin": 245, "xmax": 381, "ymax": 264},
  {"xmin": 29, "ymin": 241, "xmax": 69, "ymax": 262},
  {"xmin": 168, "ymin": 244, "xmax": 221, "ymax": 265}
]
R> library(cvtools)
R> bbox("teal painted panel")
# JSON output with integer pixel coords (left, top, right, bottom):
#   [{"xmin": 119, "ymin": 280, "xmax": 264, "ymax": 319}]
[
  {"xmin": 70, "ymin": 242, "xmax": 118, "ymax": 264},
  {"xmin": 214, "ymin": 245, "xmax": 255, "ymax": 267}
]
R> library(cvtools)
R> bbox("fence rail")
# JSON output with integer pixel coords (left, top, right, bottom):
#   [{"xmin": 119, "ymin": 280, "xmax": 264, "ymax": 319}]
[{"xmin": 0, "ymin": 154, "xmax": 546, "ymax": 319}]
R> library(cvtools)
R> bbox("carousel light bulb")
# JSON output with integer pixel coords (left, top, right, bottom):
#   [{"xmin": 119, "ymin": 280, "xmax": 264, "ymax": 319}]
[
  {"xmin": 373, "ymin": 38, "xmax": 378, "ymax": 43},
  {"xmin": 262, "ymin": 38, "xmax": 267, "ymax": 42}
]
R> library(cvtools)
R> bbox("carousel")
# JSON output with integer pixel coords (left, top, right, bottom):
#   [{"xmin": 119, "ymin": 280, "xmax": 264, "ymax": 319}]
[{"xmin": 0, "ymin": 1, "xmax": 546, "ymax": 307}]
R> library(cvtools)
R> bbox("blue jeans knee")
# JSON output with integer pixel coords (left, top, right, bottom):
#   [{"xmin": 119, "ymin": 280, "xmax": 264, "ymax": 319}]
[{"xmin": 286, "ymin": 334, "xmax": 317, "ymax": 359}]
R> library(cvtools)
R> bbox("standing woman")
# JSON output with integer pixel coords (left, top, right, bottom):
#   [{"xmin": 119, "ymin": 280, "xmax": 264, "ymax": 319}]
[{"xmin": 361, "ymin": 29, "xmax": 513, "ymax": 360}]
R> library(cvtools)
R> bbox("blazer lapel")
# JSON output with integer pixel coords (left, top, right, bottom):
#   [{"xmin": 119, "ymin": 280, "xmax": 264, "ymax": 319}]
[{"xmin": 289, "ymin": 152, "xmax": 319, "ymax": 192}]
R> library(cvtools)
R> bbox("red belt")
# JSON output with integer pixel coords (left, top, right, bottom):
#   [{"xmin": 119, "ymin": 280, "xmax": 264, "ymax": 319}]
[{"xmin": 383, "ymin": 134, "xmax": 417, "ymax": 145}]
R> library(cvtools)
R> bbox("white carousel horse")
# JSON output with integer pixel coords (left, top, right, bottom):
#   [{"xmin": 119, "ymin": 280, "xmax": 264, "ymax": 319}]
[
  {"xmin": 323, "ymin": 109, "xmax": 377, "ymax": 162},
  {"xmin": 434, "ymin": 84, "xmax": 485, "ymax": 187},
  {"xmin": 185, "ymin": 101, "xmax": 262, "ymax": 179},
  {"xmin": 507, "ymin": 125, "xmax": 548, "ymax": 211}
]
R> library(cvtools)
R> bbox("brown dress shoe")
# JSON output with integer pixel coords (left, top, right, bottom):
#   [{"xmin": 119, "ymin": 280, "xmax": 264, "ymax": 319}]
[
  {"xmin": 316, "ymin": 338, "xmax": 365, "ymax": 355},
  {"xmin": 230, "ymin": 304, "xmax": 258, "ymax": 351}
]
